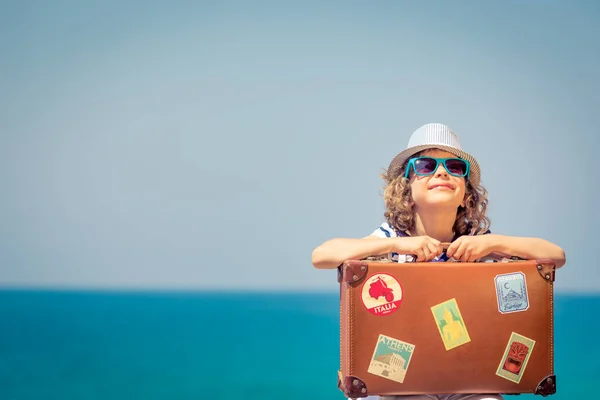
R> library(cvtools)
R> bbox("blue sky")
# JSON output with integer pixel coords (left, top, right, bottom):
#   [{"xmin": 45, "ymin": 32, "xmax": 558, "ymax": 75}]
[{"xmin": 0, "ymin": 0, "xmax": 598, "ymax": 292}]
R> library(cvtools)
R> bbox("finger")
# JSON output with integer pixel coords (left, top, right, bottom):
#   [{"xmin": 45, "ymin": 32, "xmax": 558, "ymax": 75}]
[
  {"xmin": 407, "ymin": 249, "xmax": 423, "ymax": 262},
  {"xmin": 461, "ymin": 249, "xmax": 473, "ymax": 263},
  {"xmin": 421, "ymin": 246, "xmax": 433, "ymax": 261},
  {"xmin": 445, "ymin": 239, "xmax": 460, "ymax": 258},
  {"xmin": 414, "ymin": 249, "xmax": 425, "ymax": 262},
  {"xmin": 427, "ymin": 246, "xmax": 439, "ymax": 261},
  {"xmin": 451, "ymin": 242, "xmax": 465, "ymax": 260},
  {"xmin": 427, "ymin": 242, "xmax": 443, "ymax": 258}
]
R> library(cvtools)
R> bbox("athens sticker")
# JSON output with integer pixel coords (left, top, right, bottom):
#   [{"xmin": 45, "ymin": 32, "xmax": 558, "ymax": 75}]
[
  {"xmin": 431, "ymin": 298, "xmax": 471, "ymax": 350},
  {"xmin": 361, "ymin": 273, "xmax": 403, "ymax": 316},
  {"xmin": 495, "ymin": 272, "xmax": 530, "ymax": 314},
  {"xmin": 367, "ymin": 334, "xmax": 415, "ymax": 384},
  {"xmin": 496, "ymin": 332, "xmax": 536, "ymax": 383}
]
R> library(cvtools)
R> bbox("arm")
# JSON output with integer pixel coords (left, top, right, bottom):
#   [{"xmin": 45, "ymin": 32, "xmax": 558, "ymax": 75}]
[
  {"xmin": 312, "ymin": 234, "xmax": 445, "ymax": 269},
  {"xmin": 489, "ymin": 234, "xmax": 566, "ymax": 268},
  {"xmin": 311, "ymin": 236, "xmax": 394, "ymax": 270}
]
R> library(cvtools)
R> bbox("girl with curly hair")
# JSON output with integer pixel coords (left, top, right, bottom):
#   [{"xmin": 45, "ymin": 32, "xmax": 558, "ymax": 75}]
[
  {"xmin": 311, "ymin": 123, "xmax": 565, "ymax": 400},
  {"xmin": 312, "ymin": 123, "xmax": 565, "ymax": 271}
]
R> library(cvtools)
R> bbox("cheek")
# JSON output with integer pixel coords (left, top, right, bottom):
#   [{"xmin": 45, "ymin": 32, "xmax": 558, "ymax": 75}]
[
  {"xmin": 411, "ymin": 176, "xmax": 430, "ymax": 186},
  {"xmin": 409, "ymin": 179, "xmax": 428, "ymax": 195},
  {"xmin": 455, "ymin": 179, "xmax": 467, "ymax": 194},
  {"xmin": 459, "ymin": 185, "xmax": 467, "ymax": 203},
  {"xmin": 448, "ymin": 178, "xmax": 466, "ymax": 201}
]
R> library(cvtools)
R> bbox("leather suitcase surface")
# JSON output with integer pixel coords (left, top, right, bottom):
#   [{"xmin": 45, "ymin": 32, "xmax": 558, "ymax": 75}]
[{"xmin": 337, "ymin": 258, "xmax": 556, "ymax": 398}]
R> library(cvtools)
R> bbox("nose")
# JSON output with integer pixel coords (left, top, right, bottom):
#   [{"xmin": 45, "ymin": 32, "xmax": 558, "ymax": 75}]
[{"xmin": 434, "ymin": 163, "xmax": 449, "ymax": 177}]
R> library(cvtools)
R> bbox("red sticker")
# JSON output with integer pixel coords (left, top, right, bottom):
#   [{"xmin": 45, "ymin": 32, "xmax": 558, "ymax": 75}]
[{"xmin": 361, "ymin": 273, "xmax": 403, "ymax": 316}]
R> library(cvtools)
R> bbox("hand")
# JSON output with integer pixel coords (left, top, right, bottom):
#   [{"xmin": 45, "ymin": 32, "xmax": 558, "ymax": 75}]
[
  {"xmin": 392, "ymin": 236, "xmax": 444, "ymax": 262},
  {"xmin": 446, "ymin": 235, "xmax": 496, "ymax": 262}
]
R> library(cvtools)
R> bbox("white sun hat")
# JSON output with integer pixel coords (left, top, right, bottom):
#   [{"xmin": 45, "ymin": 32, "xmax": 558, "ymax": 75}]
[{"xmin": 387, "ymin": 123, "xmax": 481, "ymax": 186}]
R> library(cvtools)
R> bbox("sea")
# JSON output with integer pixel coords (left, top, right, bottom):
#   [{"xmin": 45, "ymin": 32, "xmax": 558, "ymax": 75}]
[{"xmin": 0, "ymin": 290, "xmax": 594, "ymax": 400}]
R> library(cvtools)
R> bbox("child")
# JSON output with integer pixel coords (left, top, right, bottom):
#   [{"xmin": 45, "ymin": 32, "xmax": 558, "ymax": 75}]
[{"xmin": 311, "ymin": 123, "xmax": 566, "ymax": 400}]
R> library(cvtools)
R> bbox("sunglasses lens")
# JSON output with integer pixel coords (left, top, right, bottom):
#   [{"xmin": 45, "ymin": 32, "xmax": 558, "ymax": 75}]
[
  {"xmin": 413, "ymin": 157, "xmax": 438, "ymax": 174},
  {"xmin": 445, "ymin": 159, "xmax": 468, "ymax": 176}
]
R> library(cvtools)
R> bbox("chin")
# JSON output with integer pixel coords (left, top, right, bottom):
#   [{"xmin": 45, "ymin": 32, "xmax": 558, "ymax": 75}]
[{"xmin": 416, "ymin": 199, "xmax": 462, "ymax": 209}]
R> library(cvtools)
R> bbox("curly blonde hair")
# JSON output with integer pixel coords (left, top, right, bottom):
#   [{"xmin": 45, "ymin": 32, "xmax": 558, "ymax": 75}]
[{"xmin": 380, "ymin": 150, "xmax": 491, "ymax": 236}]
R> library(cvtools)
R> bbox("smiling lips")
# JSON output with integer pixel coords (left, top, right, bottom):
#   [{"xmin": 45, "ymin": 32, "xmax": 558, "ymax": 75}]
[{"xmin": 429, "ymin": 183, "xmax": 455, "ymax": 190}]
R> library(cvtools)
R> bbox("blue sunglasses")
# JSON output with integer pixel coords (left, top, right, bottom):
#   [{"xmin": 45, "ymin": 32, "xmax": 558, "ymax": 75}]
[{"xmin": 404, "ymin": 157, "xmax": 471, "ymax": 179}]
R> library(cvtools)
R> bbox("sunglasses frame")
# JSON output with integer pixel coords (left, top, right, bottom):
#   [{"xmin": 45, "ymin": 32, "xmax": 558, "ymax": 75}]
[{"xmin": 404, "ymin": 156, "xmax": 471, "ymax": 179}]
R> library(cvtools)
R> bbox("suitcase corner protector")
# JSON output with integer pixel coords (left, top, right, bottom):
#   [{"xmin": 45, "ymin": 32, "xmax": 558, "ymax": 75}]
[
  {"xmin": 339, "ymin": 375, "xmax": 367, "ymax": 399},
  {"xmin": 339, "ymin": 260, "xmax": 369, "ymax": 283},
  {"xmin": 535, "ymin": 260, "xmax": 556, "ymax": 282},
  {"xmin": 535, "ymin": 374, "xmax": 557, "ymax": 396}
]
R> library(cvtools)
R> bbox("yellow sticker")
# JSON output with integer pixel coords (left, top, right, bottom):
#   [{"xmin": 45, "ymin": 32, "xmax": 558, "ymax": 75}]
[{"xmin": 431, "ymin": 298, "xmax": 471, "ymax": 350}]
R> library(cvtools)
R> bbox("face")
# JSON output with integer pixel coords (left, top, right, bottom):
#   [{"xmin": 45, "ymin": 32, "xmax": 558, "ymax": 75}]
[{"xmin": 407, "ymin": 149, "xmax": 467, "ymax": 210}]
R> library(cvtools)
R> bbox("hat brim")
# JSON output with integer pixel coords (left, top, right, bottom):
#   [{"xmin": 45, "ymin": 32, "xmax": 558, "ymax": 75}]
[{"xmin": 388, "ymin": 144, "xmax": 481, "ymax": 186}]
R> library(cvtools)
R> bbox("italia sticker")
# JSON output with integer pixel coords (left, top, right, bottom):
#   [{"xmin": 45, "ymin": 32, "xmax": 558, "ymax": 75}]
[{"xmin": 361, "ymin": 273, "xmax": 403, "ymax": 316}]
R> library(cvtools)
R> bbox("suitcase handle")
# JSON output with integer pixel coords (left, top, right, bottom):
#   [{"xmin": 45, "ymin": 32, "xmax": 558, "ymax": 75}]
[
  {"xmin": 403, "ymin": 242, "xmax": 524, "ymax": 263},
  {"xmin": 441, "ymin": 242, "xmax": 522, "ymax": 261}
]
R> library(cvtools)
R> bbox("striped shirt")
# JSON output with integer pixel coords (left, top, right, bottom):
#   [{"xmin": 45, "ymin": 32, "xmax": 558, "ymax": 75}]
[{"xmin": 370, "ymin": 222, "xmax": 491, "ymax": 263}]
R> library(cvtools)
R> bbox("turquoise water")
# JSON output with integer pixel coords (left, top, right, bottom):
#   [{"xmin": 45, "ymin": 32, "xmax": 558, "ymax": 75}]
[{"xmin": 0, "ymin": 290, "xmax": 593, "ymax": 399}]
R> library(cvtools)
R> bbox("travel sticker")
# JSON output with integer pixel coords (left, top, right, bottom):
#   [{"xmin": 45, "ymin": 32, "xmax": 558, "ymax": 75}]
[
  {"xmin": 431, "ymin": 298, "xmax": 471, "ymax": 350},
  {"xmin": 361, "ymin": 273, "xmax": 403, "ymax": 316},
  {"xmin": 495, "ymin": 272, "xmax": 530, "ymax": 314},
  {"xmin": 367, "ymin": 334, "xmax": 415, "ymax": 384},
  {"xmin": 496, "ymin": 332, "xmax": 536, "ymax": 383}
]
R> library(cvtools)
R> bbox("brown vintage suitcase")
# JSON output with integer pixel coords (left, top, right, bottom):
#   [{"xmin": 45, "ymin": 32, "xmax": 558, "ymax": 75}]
[{"xmin": 337, "ymin": 253, "xmax": 557, "ymax": 399}]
